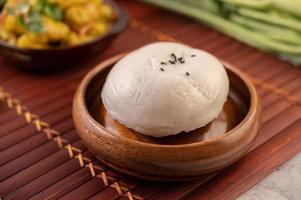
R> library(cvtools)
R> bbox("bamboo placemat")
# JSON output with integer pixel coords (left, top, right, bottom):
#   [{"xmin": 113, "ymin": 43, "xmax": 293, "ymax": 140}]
[{"xmin": 0, "ymin": 1, "xmax": 301, "ymax": 199}]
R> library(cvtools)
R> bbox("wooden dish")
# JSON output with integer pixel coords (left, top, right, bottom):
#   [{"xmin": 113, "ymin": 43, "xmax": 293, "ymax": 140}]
[
  {"xmin": 0, "ymin": 0, "xmax": 128, "ymax": 71},
  {"xmin": 73, "ymin": 53, "xmax": 262, "ymax": 181}
]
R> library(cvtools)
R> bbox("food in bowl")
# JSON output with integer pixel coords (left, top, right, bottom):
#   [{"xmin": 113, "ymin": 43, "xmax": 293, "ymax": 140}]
[
  {"xmin": 0, "ymin": 0, "xmax": 116, "ymax": 49},
  {"xmin": 101, "ymin": 42, "xmax": 229, "ymax": 137}
]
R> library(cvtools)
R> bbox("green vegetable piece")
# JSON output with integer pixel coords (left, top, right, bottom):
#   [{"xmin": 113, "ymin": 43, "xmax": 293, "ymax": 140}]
[
  {"xmin": 6, "ymin": 1, "xmax": 30, "ymax": 15},
  {"xmin": 35, "ymin": 0, "xmax": 48, "ymax": 12},
  {"xmin": 142, "ymin": 0, "xmax": 301, "ymax": 54},
  {"xmin": 17, "ymin": 11, "xmax": 43, "ymax": 33},
  {"xmin": 6, "ymin": 7, "xmax": 16, "ymax": 15},
  {"xmin": 17, "ymin": 15, "xmax": 26, "ymax": 27},
  {"xmin": 219, "ymin": 0, "xmax": 271, "ymax": 9},
  {"xmin": 271, "ymin": 0, "xmax": 301, "ymax": 18},
  {"xmin": 44, "ymin": 3, "xmax": 63, "ymax": 21},
  {"xmin": 142, "ymin": 0, "xmax": 301, "ymax": 65},
  {"xmin": 27, "ymin": 11, "xmax": 43, "ymax": 33},
  {"xmin": 238, "ymin": 8, "xmax": 301, "ymax": 32},
  {"xmin": 34, "ymin": 0, "xmax": 64, "ymax": 21},
  {"xmin": 17, "ymin": 2, "xmax": 30, "ymax": 13},
  {"xmin": 27, "ymin": 21, "xmax": 43, "ymax": 33},
  {"xmin": 230, "ymin": 14, "xmax": 301, "ymax": 45},
  {"xmin": 185, "ymin": 0, "xmax": 220, "ymax": 14}
]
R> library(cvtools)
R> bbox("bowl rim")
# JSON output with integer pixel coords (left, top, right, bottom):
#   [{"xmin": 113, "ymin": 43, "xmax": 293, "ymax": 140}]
[
  {"xmin": 75, "ymin": 53, "xmax": 260, "ymax": 148},
  {"xmin": 0, "ymin": 0, "xmax": 128, "ymax": 52}
]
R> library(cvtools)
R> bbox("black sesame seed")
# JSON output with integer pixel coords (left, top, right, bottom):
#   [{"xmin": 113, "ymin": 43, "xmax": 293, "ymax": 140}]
[
  {"xmin": 160, "ymin": 68, "xmax": 165, "ymax": 71},
  {"xmin": 191, "ymin": 55, "xmax": 196, "ymax": 57},
  {"xmin": 160, "ymin": 62, "xmax": 167, "ymax": 65},
  {"xmin": 178, "ymin": 57, "xmax": 185, "ymax": 63},
  {"xmin": 169, "ymin": 60, "xmax": 176, "ymax": 64},
  {"xmin": 186, "ymin": 72, "xmax": 190, "ymax": 76},
  {"xmin": 171, "ymin": 53, "xmax": 177, "ymax": 61}
]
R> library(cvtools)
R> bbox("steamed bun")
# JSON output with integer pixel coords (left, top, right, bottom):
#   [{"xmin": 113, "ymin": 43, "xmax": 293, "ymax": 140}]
[{"xmin": 101, "ymin": 42, "xmax": 229, "ymax": 137}]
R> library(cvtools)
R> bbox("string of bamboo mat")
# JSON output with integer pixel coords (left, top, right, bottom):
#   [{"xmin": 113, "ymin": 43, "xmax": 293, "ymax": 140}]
[
  {"xmin": 131, "ymin": 19, "xmax": 301, "ymax": 107},
  {"xmin": 0, "ymin": 87, "xmax": 143, "ymax": 200}
]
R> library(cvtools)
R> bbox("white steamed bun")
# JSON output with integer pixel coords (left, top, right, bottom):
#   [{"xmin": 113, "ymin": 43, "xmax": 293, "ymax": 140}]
[{"xmin": 101, "ymin": 42, "xmax": 229, "ymax": 137}]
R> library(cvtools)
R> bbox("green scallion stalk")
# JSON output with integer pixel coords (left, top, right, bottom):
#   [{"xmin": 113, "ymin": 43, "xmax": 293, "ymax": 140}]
[
  {"xmin": 271, "ymin": 0, "xmax": 301, "ymax": 17},
  {"xmin": 142, "ymin": 0, "xmax": 301, "ymax": 54},
  {"xmin": 230, "ymin": 14, "xmax": 301, "ymax": 45},
  {"xmin": 237, "ymin": 8, "xmax": 301, "ymax": 32},
  {"xmin": 184, "ymin": 0, "xmax": 220, "ymax": 14},
  {"xmin": 220, "ymin": 0, "xmax": 271, "ymax": 9},
  {"xmin": 141, "ymin": 0, "xmax": 301, "ymax": 65}
]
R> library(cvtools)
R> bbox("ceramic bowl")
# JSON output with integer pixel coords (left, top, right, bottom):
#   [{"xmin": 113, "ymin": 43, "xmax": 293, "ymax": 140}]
[
  {"xmin": 73, "ymin": 53, "xmax": 262, "ymax": 181},
  {"xmin": 0, "ymin": 0, "xmax": 128, "ymax": 71}
]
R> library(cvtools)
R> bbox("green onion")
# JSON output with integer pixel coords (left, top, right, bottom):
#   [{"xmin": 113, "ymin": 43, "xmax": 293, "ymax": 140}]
[
  {"xmin": 237, "ymin": 8, "xmax": 301, "ymax": 32},
  {"xmin": 5, "ymin": 0, "xmax": 64, "ymax": 33},
  {"xmin": 220, "ymin": 0, "xmax": 271, "ymax": 9},
  {"xmin": 230, "ymin": 14, "xmax": 301, "ymax": 45},
  {"xmin": 43, "ymin": 3, "xmax": 63, "ymax": 21},
  {"xmin": 35, "ymin": 0, "xmax": 63, "ymax": 21},
  {"xmin": 17, "ymin": 10, "xmax": 43, "ymax": 33},
  {"xmin": 141, "ymin": 0, "xmax": 301, "ymax": 65},
  {"xmin": 271, "ymin": 0, "xmax": 301, "ymax": 17}
]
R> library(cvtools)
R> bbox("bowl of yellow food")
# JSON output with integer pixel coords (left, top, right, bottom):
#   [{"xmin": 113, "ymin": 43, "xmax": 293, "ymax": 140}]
[{"xmin": 0, "ymin": 0, "xmax": 128, "ymax": 70}]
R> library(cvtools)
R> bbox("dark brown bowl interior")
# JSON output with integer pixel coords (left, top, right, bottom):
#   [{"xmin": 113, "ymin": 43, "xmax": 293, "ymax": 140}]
[
  {"xmin": 85, "ymin": 62, "xmax": 250, "ymax": 145},
  {"xmin": 0, "ymin": 0, "xmax": 128, "ymax": 71}
]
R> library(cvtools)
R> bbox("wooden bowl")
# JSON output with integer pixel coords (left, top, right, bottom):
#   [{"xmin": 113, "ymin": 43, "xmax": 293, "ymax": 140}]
[
  {"xmin": 0, "ymin": 0, "xmax": 128, "ymax": 71},
  {"xmin": 73, "ymin": 53, "xmax": 262, "ymax": 181}
]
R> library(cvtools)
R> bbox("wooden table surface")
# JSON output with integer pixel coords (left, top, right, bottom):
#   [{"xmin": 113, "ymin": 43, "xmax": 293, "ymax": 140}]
[{"xmin": 0, "ymin": 1, "xmax": 301, "ymax": 199}]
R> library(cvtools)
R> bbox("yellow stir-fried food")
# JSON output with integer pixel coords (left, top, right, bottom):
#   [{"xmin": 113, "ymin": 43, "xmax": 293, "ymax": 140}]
[{"xmin": 0, "ymin": 0, "xmax": 116, "ymax": 49}]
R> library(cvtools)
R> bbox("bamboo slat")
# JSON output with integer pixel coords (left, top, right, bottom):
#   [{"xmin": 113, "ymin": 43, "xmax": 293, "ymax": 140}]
[{"xmin": 0, "ymin": 1, "xmax": 300, "ymax": 199}]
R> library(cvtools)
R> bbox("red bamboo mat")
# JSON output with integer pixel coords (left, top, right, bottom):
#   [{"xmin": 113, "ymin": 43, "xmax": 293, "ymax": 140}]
[{"xmin": 1, "ymin": 1, "xmax": 301, "ymax": 200}]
